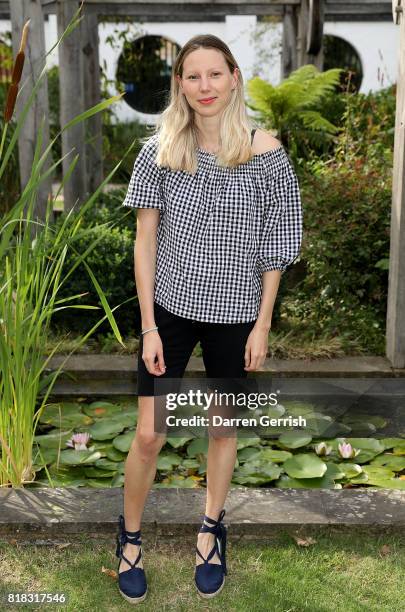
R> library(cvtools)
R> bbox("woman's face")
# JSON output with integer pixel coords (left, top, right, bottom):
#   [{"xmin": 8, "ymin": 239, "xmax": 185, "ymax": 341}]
[{"xmin": 176, "ymin": 48, "xmax": 238, "ymax": 117}]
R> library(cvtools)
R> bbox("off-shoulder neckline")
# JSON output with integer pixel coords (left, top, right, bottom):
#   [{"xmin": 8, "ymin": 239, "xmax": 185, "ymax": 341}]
[{"xmin": 196, "ymin": 146, "xmax": 284, "ymax": 159}]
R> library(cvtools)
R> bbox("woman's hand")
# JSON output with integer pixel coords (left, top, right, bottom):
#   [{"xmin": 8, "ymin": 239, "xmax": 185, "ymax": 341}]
[
  {"xmin": 244, "ymin": 325, "xmax": 269, "ymax": 372},
  {"xmin": 142, "ymin": 331, "xmax": 166, "ymax": 375}
]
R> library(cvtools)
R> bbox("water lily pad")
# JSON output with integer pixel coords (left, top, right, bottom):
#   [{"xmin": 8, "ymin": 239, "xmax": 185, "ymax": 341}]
[
  {"xmin": 34, "ymin": 430, "xmax": 72, "ymax": 448},
  {"xmin": 181, "ymin": 458, "xmax": 200, "ymax": 469},
  {"xmin": 59, "ymin": 449, "xmax": 102, "ymax": 465},
  {"xmin": 113, "ymin": 430, "xmax": 135, "ymax": 453},
  {"xmin": 350, "ymin": 450, "xmax": 383, "ymax": 464},
  {"xmin": 237, "ymin": 447, "xmax": 262, "ymax": 463},
  {"xmin": 166, "ymin": 436, "xmax": 194, "ymax": 448},
  {"xmin": 33, "ymin": 476, "xmax": 88, "ymax": 487},
  {"xmin": 33, "ymin": 464, "xmax": 88, "ymax": 486},
  {"xmin": 278, "ymin": 431, "xmax": 313, "ymax": 449},
  {"xmin": 282, "ymin": 401, "xmax": 317, "ymax": 416},
  {"xmin": 157, "ymin": 453, "xmax": 182, "ymax": 471},
  {"xmin": 251, "ymin": 448, "xmax": 293, "ymax": 463},
  {"xmin": 343, "ymin": 414, "xmax": 387, "ymax": 429},
  {"xmin": 338, "ymin": 463, "xmax": 363, "ymax": 479},
  {"xmin": 87, "ymin": 478, "xmax": 113, "ymax": 488},
  {"xmin": 39, "ymin": 403, "xmax": 93, "ymax": 428},
  {"xmin": 154, "ymin": 475, "xmax": 200, "ymax": 488},
  {"xmin": 348, "ymin": 471, "xmax": 369, "ymax": 484},
  {"xmin": 370, "ymin": 454, "xmax": 405, "ymax": 471},
  {"xmin": 324, "ymin": 462, "xmax": 345, "ymax": 480},
  {"xmin": 381, "ymin": 438, "xmax": 405, "ymax": 450},
  {"xmin": 39, "ymin": 402, "xmax": 83, "ymax": 419},
  {"xmin": 111, "ymin": 473, "xmax": 125, "ymax": 487},
  {"xmin": 32, "ymin": 446, "xmax": 59, "ymax": 467},
  {"xmin": 84, "ymin": 467, "xmax": 117, "ymax": 478},
  {"xmin": 197, "ymin": 458, "xmax": 207, "ymax": 475},
  {"xmin": 312, "ymin": 422, "xmax": 353, "ymax": 438},
  {"xmin": 274, "ymin": 474, "xmax": 338, "ymax": 489},
  {"xmin": 109, "ymin": 412, "xmax": 136, "ymax": 428},
  {"xmin": 106, "ymin": 448, "xmax": 127, "ymax": 462},
  {"xmin": 186, "ymin": 438, "xmax": 208, "ymax": 457},
  {"xmin": 88, "ymin": 420, "xmax": 125, "ymax": 440},
  {"xmin": 345, "ymin": 438, "xmax": 385, "ymax": 452},
  {"xmin": 283, "ymin": 453, "xmax": 327, "ymax": 479},
  {"xmin": 342, "ymin": 421, "xmax": 377, "ymax": 436},
  {"xmin": 360, "ymin": 465, "xmax": 395, "ymax": 479},
  {"xmin": 302, "ymin": 415, "xmax": 335, "ymax": 436},
  {"xmin": 83, "ymin": 401, "xmax": 124, "ymax": 418},
  {"xmin": 351, "ymin": 465, "xmax": 405, "ymax": 489},
  {"xmin": 95, "ymin": 458, "xmax": 124, "ymax": 471},
  {"xmin": 264, "ymin": 404, "xmax": 286, "ymax": 419},
  {"xmin": 90, "ymin": 441, "xmax": 112, "ymax": 452},
  {"xmin": 236, "ymin": 436, "xmax": 261, "ymax": 450},
  {"xmin": 232, "ymin": 461, "xmax": 282, "ymax": 485},
  {"xmin": 364, "ymin": 478, "xmax": 405, "ymax": 490}
]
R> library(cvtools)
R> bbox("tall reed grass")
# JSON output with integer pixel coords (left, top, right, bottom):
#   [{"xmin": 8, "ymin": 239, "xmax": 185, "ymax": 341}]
[{"xmin": 0, "ymin": 4, "xmax": 135, "ymax": 486}]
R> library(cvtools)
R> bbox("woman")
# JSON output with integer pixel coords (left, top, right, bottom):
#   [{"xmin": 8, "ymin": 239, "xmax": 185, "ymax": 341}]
[{"xmin": 115, "ymin": 34, "xmax": 303, "ymax": 603}]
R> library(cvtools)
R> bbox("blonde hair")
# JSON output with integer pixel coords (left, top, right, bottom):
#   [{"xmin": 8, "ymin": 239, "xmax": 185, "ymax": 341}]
[{"xmin": 142, "ymin": 34, "xmax": 259, "ymax": 174}]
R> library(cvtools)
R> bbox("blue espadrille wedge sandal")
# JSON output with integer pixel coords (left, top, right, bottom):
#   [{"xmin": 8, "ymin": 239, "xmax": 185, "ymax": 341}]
[
  {"xmin": 194, "ymin": 508, "xmax": 227, "ymax": 598},
  {"xmin": 116, "ymin": 514, "xmax": 147, "ymax": 604}
]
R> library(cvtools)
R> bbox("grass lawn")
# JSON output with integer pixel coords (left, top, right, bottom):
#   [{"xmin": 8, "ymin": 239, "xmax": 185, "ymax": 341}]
[{"xmin": 0, "ymin": 529, "xmax": 403, "ymax": 611}]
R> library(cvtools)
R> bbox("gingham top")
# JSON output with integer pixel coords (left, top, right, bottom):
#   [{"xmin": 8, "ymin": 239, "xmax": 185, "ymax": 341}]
[{"xmin": 122, "ymin": 130, "xmax": 303, "ymax": 323}]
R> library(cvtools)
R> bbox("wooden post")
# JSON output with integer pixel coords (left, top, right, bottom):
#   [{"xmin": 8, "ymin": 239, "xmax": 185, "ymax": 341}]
[
  {"xmin": 81, "ymin": 10, "xmax": 103, "ymax": 193},
  {"xmin": 386, "ymin": 3, "xmax": 405, "ymax": 367},
  {"xmin": 296, "ymin": 0, "xmax": 324, "ymax": 70},
  {"xmin": 282, "ymin": 4, "xmax": 298, "ymax": 78},
  {"xmin": 56, "ymin": 0, "xmax": 87, "ymax": 211},
  {"xmin": 9, "ymin": 0, "xmax": 52, "ymax": 226}
]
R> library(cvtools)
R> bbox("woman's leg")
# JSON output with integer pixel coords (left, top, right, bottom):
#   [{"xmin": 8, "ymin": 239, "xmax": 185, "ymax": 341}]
[
  {"xmin": 196, "ymin": 434, "xmax": 237, "ymax": 565},
  {"xmin": 196, "ymin": 319, "xmax": 256, "ymax": 566},
  {"xmin": 120, "ymin": 302, "xmax": 199, "ymax": 572},
  {"xmin": 119, "ymin": 396, "xmax": 166, "ymax": 572}
]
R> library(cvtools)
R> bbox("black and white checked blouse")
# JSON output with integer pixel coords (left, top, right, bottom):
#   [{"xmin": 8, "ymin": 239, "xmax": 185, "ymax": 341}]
[{"xmin": 122, "ymin": 130, "xmax": 303, "ymax": 323}]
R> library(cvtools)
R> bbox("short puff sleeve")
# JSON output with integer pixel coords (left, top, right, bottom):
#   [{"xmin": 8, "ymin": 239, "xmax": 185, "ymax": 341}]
[
  {"xmin": 257, "ymin": 152, "xmax": 303, "ymax": 273},
  {"xmin": 122, "ymin": 136, "xmax": 165, "ymax": 211}
]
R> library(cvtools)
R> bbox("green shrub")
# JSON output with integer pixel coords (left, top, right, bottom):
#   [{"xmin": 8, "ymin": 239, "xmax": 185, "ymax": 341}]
[
  {"xmin": 283, "ymin": 139, "xmax": 392, "ymax": 353},
  {"xmin": 50, "ymin": 190, "xmax": 139, "ymax": 337}
]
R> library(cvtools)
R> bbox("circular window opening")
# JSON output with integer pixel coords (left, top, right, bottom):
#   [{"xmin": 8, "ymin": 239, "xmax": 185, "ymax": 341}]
[
  {"xmin": 323, "ymin": 35, "xmax": 363, "ymax": 93},
  {"xmin": 117, "ymin": 35, "xmax": 180, "ymax": 114}
]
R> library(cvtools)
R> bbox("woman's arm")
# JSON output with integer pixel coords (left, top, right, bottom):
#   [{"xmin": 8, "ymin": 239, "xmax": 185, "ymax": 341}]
[
  {"xmin": 135, "ymin": 209, "xmax": 159, "ymax": 329},
  {"xmin": 135, "ymin": 209, "xmax": 166, "ymax": 375},
  {"xmin": 255, "ymin": 270, "xmax": 281, "ymax": 332},
  {"xmin": 244, "ymin": 271, "xmax": 281, "ymax": 372}
]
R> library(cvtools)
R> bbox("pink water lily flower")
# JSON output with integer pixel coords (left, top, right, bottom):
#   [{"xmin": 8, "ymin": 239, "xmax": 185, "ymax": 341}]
[
  {"xmin": 66, "ymin": 432, "xmax": 91, "ymax": 451},
  {"xmin": 338, "ymin": 441, "xmax": 360, "ymax": 459}
]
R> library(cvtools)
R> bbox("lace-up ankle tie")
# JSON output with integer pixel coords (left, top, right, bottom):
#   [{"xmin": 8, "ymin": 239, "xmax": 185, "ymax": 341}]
[
  {"xmin": 115, "ymin": 514, "xmax": 147, "ymax": 603},
  {"xmin": 194, "ymin": 508, "xmax": 228, "ymax": 598}
]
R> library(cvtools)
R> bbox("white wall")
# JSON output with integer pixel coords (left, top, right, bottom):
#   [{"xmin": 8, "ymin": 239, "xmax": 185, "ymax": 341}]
[
  {"xmin": 0, "ymin": 15, "xmax": 400, "ymax": 124},
  {"xmin": 324, "ymin": 20, "xmax": 400, "ymax": 93}
]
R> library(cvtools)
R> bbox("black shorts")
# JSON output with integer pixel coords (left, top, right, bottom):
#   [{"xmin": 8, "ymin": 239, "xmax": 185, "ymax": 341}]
[{"xmin": 137, "ymin": 301, "xmax": 257, "ymax": 397}]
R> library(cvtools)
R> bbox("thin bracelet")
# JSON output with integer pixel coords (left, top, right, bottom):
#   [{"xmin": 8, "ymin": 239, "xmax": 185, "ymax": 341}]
[{"xmin": 141, "ymin": 326, "xmax": 158, "ymax": 336}]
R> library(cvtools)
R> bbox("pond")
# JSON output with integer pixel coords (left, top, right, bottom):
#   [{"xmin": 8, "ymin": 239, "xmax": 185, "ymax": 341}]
[{"xmin": 29, "ymin": 377, "xmax": 405, "ymax": 490}]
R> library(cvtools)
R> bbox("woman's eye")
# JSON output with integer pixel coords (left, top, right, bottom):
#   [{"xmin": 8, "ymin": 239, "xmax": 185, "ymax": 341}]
[{"xmin": 187, "ymin": 73, "xmax": 221, "ymax": 79}]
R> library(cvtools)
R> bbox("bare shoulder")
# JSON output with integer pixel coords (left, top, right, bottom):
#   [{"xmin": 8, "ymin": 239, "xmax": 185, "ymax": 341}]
[{"xmin": 251, "ymin": 129, "xmax": 282, "ymax": 155}]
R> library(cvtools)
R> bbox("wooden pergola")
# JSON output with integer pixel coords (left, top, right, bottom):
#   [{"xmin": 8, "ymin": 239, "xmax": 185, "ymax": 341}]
[{"xmin": 3, "ymin": 1, "xmax": 405, "ymax": 367}]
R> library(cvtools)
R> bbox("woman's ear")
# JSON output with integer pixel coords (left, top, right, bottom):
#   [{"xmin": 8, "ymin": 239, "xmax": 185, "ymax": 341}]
[{"xmin": 232, "ymin": 67, "xmax": 239, "ymax": 90}]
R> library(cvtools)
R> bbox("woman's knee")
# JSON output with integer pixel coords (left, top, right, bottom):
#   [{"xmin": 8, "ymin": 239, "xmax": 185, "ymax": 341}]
[{"xmin": 133, "ymin": 428, "xmax": 166, "ymax": 459}]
